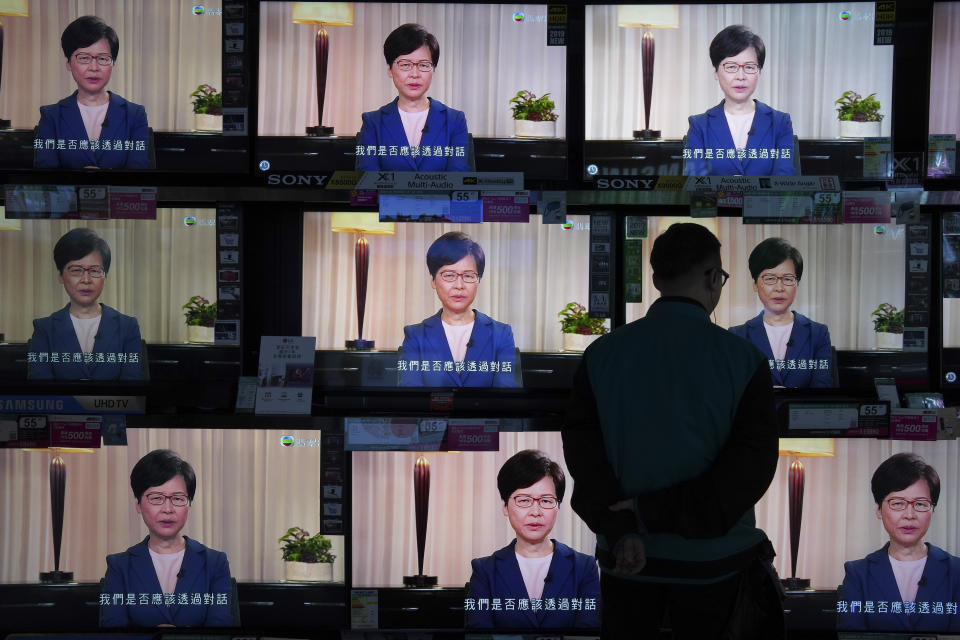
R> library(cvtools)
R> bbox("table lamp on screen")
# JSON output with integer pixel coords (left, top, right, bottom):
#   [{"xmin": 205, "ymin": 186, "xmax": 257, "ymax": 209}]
[
  {"xmin": 0, "ymin": 0, "xmax": 29, "ymax": 130},
  {"xmin": 404, "ymin": 453, "xmax": 437, "ymax": 587},
  {"xmin": 330, "ymin": 213, "xmax": 395, "ymax": 350},
  {"xmin": 778, "ymin": 438, "xmax": 835, "ymax": 590},
  {"xmin": 292, "ymin": 2, "xmax": 354, "ymax": 136},
  {"xmin": 617, "ymin": 5, "xmax": 679, "ymax": 140}
]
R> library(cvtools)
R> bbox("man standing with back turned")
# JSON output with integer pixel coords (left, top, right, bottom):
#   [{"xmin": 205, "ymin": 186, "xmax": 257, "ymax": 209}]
[{"xmin": 562, "ymin": 223, "xmax": 784, "ymax": 639}]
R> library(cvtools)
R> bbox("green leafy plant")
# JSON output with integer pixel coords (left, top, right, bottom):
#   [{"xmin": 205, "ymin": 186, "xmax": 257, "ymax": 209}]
[
  {"xmin": 509, "ymin": 90, "xmax": 558, "ymax": 122},
  {"xmin": 279, "ymin": 527, "xmax": 336, "ymax": 563},
  {"xmin": 835, "ymin": 91, "xmax": 883, "ymax": 122},
  {"xmin": 190, "ymin": 84, "xmax": 223, "ymax": 115},
  {"xmin": 871, "ymin": 303, "xmax": 905, "ymax": 334},
  {"xmin": 558, "ymin": 302, "xmax": 609, "ymax": 336},
  {"xmin": 182, "ymin": 296, "xmax": 217, "ymax": 327}
]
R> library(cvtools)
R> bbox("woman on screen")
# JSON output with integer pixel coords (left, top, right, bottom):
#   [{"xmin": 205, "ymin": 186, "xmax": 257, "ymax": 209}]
[
  {"xmin": 356, "ymin": 23, "xmax": 470, "ymax": 172},
  {"xmin": 35, "ymin": 16, "xmax": 150, "ymax": 169},
  {"xmin": 729, "ymin": 238, "xmax": 833, "ymax": 387},
  {"xmin": 468, "ymin": 450, "xmax": 600, "ymax": 629},
  {"xmin": 683, "ymin": 25, "xmax": 795, "ymax": 176},
  {"xmin": 400, "ymin": 231, "xmax": 517, "ymax": 387},
  {"xmin": 101, "ymin": 450, "xmax": 235, "ymax": 628},
  {"xmin": 840, "ymin": 453, "xmax": 960, "ymax": 632},
  {"xmin": 29, "ymin": 228, "xmax": 144, "ymax": 380}
]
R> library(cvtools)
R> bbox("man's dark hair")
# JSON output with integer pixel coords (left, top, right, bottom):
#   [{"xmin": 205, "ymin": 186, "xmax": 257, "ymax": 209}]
[
  {"xmin": 709, "ymin": 25, "xmax": 765, "ymax": 70},
  {"xmin": 870, "ymin": 452, "xmax": 940, "ymax": 508},
  {"xmin": 650, "ymin": 223, "xmax": 721, "ymax": 280},
  {"xmin": 61, "ymin": 16, "xmax": 120, "ymax": 61},
  {"xmin": 130, "ymin": 449, "xmax": 197, "ymax": 503},
  {"xmin": 426, "ymin": 231, "xmax": 485, "ymax": 278},
  {"xmin": 54, "ymin": 228, "xmax": 112, "ymax": 274},
  {"xmin": 497, "ymin": 450, "xmax": 566, "ymax": 505},
  {"xmin": 384, "ymin": 23, "xmax": 439, "ymax": 67},
  {"xmin": 748, "ymin": 237, "xmax": 804, "ymax": 282}
]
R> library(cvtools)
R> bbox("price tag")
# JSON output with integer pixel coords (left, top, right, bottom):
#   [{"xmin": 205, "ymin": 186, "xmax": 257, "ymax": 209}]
[
  {"xmin": 811, "ymin": 192, "xmax": 841, "ymax": 223},
  {"xmin": 859, "ymin": 404, "xmax": 888, "ymax": 417},
  {"xmin": 110, "ymin": 187, "xmax": 157, "ymax": 219},
  {"xmin": 78, "ymin": 186, "xmax": 109, "ymax": 219},
  {"xmin": 451, "ymin": 190, "xmax": 478, "ymax": 201},
  {"xmin": 18, "ymin": 415, "xmax": 48, "ymax": 431}
]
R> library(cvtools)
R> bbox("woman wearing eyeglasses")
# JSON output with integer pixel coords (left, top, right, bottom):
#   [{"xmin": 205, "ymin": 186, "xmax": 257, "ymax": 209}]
[
  {"xmin": 101, "ymin": 450, "xmax": 235, "ymax": 628},
  {"xmin": 356, "ymin": 23, "xmax": 470, "ymax": 172},
  {"xmin": 35, "ymin": 16, "xmax": 150, "ymax": 169},
  {"xmin": 400, "ymin": 231, "xmax": 517, "ymax": 387},
  {"xmin": 29, "ymin": 228, "xmax": 144, "ymax": 380},
  {"xmin": 468, "ymin": 450, "xmax": 600, "ymax": 629},
  {"xmin": 840, "ymin": 453, "xmax": 960, "ymax": 632},
  {"xmin": 683, "ymin": 25, "xmax": 795, "ymax": 176},
  {"xmin": 729, "ymin": 237, "xmax": 833, "ymax": 387}
]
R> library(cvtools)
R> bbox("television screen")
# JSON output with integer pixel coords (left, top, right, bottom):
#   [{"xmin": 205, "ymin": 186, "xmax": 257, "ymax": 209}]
[
  {"xmin": 303, "ymin": 213, "xmax": 598, "ymax": 389},
  {"xmin": 257, "ymin": 2, "xmax": 568, "ymax": 183},
  {"xmin": 584, "ymin": 3, "xmax": 895, "ymax": 179},
  {"xmin": 0, "ymin": 209, "xmax": 219, "ymax": 382},
  {"xmin": 0, "ymin": 0, "xmax": 248, "ymax": 173},
  {"xmin": 928, "ymin": 2, "xmax": 959, "ymax": 178},
  {"xmin": 0, "ymin": 429, "xmax": 346, "ymax": 632},
  {"xmin": 624, "ymin": 216, "xmax": 920, "ymax": 389}
]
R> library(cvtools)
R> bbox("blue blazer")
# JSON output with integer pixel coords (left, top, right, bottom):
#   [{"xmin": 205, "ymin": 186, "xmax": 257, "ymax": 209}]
[
  {"xmin": 29, "ymin": 303, "xmax": 145, "ymax": 380},
  {"xmin": 840, "ymin": 543, "xmax": 960, "ymax": 632},
  {"xmin": 683, "ymin": 100, "xmax": 796, "ymax": 176},
  {"xmin": 399, "ymin": 310, "xmax": 518, "ymax": 387},
  {"xmin": 468, "ymin": 539, "xmax": 600, "ymax": 629},
  {"xmin": 101, "ymin": 536, "xmax": 235, "ymax": 628},
  {"xmin": 36, "ymin": 91, "xmax": 150, "ymax": 169},
  {"xmin": 357, "ymin": 97, "xmax": 470, "ymax": 171},
  {"xmin": 729, "ymin": 311, "xmax": 833, "ymax": 388}
]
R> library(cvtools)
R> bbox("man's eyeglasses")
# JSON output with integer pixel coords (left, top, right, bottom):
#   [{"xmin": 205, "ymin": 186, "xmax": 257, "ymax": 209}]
[
  {"xmin": 73, "ymin": 53, "xmax": 114, "ymax": 67},
  {"xmin": 513, "ymin": 495, "xmax": 559, "ymax": 509},
  {"xmin": 705, "ymin": 267, "xmax": 730, "ymax": 287},
  {"xmin": 759, "ymin": 274, "xmax": 798, "ymax": 287},
  {"xmin": 65, "ymin": 265, "xmax": 105, "ymax": 279},
  {"xmin": 886, "ymin": 498, "xmax": 934, "ymax": 512},
  {"xmin": 720, "ymin": 62, "xmax": 759, "ymax": 74},
  {"xmin": 395, "ymin": 60, "xmax": 434, "ymax": 72},
  {"xmin": 143, "ymin": 493, "xmax": 190, "ymax": 507},
  {"xmin": 438, "ymin": 270, "xmax": 480, "ymax": 284}
]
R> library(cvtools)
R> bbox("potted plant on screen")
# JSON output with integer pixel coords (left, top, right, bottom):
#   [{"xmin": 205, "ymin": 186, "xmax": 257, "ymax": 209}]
[
  {"xmin": 510, "ymin": 90, "xmax": 559, "ymax": 138},
  {"xmin": 279, "ymin": 527, "xmax": 336, "ymax": 582},
  {"xmin": 558, "ymin": 301, "xmax": 609, "ymax": 352},
  {"xmin": 190, "ymin": 84, "xmax": 223, "ymax": 132},
  {"xmin": 835, "ymin": 90, "xmax": 883, "ymax": 138},
  {"xmin": 871, "ymin": 302, "xmax": 904, "ymax": 350},
  {"xmin": 183, "ymin": 295, "xmax": 217, "ymax": 344}
]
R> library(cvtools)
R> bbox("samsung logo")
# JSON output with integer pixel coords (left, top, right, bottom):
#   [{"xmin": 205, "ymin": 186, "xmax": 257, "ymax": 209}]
[
  {"xmin": 595, "ymin": 178, "xmax": 657, "ymax": 190},
  {"xmin": 266, "ymin": 174, "xmax": 330, "ymax": 186}
]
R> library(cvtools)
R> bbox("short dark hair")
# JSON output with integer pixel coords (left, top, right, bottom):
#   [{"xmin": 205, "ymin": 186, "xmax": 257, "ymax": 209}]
[
  {"xmin": 426, "ymin": 231, "xmax": 485, "ymax": 278},
  {"xmin": 497, "ymin": 450, "xmax": 566, "ymax": 505},
  {"xmin": 709, "ymin": 25, "xmax": 765, "ymax": 70},
  {"xmin": 130, "ymin": 449, "xmax": 197, "ymax": 503},
  {"xmin": 748, "ymin": 237, "xmax": 804, "ymax": 282},
  {"xmin": 61, "ymin": 16, "xmax": 119, "ymax": 61},
  {"xmin": 650, "ymin": 223, "xmax": 721, "ymax": 280},
  {"xmin": 383, "ymin": 23, "xmax": 439, "ymax": 67},
  {"xmin": 870, "ymin": 453, "xmax": 940, "ymax": 508},
  {"xmin": 53, "ymin": 228, "xmax": 112, "ymax": 274}
]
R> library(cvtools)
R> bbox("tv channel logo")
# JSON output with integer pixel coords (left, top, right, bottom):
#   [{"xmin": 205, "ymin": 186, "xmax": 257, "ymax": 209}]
[
  {"xmin": 193, "ymin": 5, "xmax": 205, "ymax": 15},
  {"xmin": 513, "ymin": 12, "xmax": 524, "ymax": 22},
  {"xmin": 183, "ymin": 216, "xmax": 197, "ymax": 227},
  {"xmin": 280, "ymin": 435, "xmax": 295, "ymax": 447}
]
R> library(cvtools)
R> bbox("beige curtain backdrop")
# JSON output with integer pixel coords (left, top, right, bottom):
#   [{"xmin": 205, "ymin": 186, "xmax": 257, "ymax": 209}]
[
  {"xmin": 930, "ymin": 2, "xmax": 960, "ymax": 136},
  {"xmin": 0, "ymin": 210, "xmax": 217, "ymax": 344},
  {"xmin": 303, "ymin": 214, "xmax": 904, "ymax": 353},
  {"xmin": 0, "ymin": 0, "xmax": 222, "ymax": 131},
  {"xmin": 0, "ymin": 429, "xmax": 345, "ymax": 583},
  {"xmin": 258, "ymin": 2, "xmax": 567, "ymax": 138},
  {"xmin": 352, "ymin": 436, "xmax": 960, "ymax": 591},
  {"xmin": 586, "ymin": 3, "xmax": 894, "ymax": 140}
]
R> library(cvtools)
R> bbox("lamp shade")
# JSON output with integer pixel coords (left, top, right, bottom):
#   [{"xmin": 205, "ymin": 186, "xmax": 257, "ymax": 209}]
[
  {"xmin": 617, "ymin": 5, "xmax": 679, "ymax": 29},
  {"xmin": 292, "ymin": 2, "xmax": 354, "ymax": 26},
  {"xmin": 330, "ymin": 212, "xmax": 395, "ymax": 235},
  {"xmin": 778, "ymin": 438, "xmax": 835, "ymax": 457},
  {"xmin": 0, "ymin": 0, "xmax": 28, "ymax": 17}
]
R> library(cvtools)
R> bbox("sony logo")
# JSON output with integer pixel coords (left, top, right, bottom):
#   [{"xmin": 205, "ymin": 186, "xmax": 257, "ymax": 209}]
[
  {"xmin": 266, "ymin": 174, "xmax": 330, "ymax": 186},
  {"xmin": 595, "ymin": 177, "xmax": 657, "ymax": 190}
]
